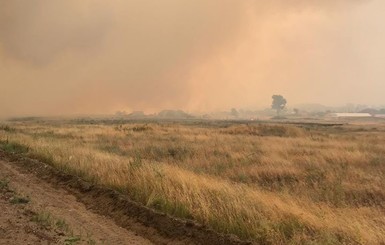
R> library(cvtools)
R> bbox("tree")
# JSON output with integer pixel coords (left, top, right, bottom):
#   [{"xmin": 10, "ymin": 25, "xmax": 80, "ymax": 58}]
[
  {"xmin": 271, "ymin": 95, "xmax": 287, "ymax": 116},
  {"xmin": 230, "ymin": 108, "xmax": 239, "ymax": 118}
]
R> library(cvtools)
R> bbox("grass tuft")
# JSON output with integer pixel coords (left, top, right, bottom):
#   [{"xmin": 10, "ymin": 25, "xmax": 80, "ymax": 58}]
[
  {"xmin": 0, "ymin": 140, "xmax": 29, "ymax": 154},
  {"xmin": 10, "ymin": 196, "xmax": 30, "ymax": 204},
  {"xmin": 0, "ymin": 179, "xmax": 9, "ymax": 190}
]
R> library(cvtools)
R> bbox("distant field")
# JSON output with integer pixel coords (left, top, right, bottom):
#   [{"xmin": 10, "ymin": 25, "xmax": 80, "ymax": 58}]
[{"xmin": 1, "ymin": 120, "xmax": 384, "ymax": 244}]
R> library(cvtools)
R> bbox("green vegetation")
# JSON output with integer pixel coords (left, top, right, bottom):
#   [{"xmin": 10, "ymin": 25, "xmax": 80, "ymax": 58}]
[
  {"xmin": 31, "ymin": 210, "xmax": 97, "ymax": 245},
  {"xmin": 64, "ymin": 236, "xmax": 81, "ymax": 245},
  {"xmin": 10, "ymin": 196, "xmax": 30, "ymax": 204},
  {"xmin": 0, "ymin": 179, "xmax": 9, "ymax": 190},
  {"xmin": 31, "ymin": 211, "xmax": 70, "ymax": 232},
  {"xmin": 0, "ymin": 140, "xmax": 29, "ymax": 154}
]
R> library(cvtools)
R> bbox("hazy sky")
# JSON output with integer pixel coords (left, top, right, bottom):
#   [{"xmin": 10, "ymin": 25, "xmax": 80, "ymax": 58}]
[{"xmin": 1, "ymin": 0, "xmax": 384, "ymax": 117}]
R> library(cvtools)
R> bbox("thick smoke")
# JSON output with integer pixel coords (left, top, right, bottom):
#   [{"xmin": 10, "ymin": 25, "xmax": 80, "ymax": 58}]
[{"xmin": 0, "ymin": 0, "xmax": 384, "ymax": 117}]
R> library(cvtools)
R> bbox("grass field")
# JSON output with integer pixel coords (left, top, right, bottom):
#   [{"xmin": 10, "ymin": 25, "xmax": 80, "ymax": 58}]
[{"xmin": 0, "ymin": 120, "xmax": 384, "ymax": 244}]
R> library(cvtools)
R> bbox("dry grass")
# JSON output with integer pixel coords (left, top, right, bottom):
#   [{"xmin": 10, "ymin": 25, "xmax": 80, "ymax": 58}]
[{"xmin": 1, "ymin": 121, "xmax": 385, "ymax": 244}]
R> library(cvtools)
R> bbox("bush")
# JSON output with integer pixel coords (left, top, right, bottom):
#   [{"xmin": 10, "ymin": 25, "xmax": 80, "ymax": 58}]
[{"xmin": 0, "ymin": 141, "xmax": 29, "ymax": 154}]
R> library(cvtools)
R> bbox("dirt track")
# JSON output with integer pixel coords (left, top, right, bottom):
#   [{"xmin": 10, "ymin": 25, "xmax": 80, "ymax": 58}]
[
  {"xmin": 0, "ymin": 158, "xmax": 154, "ymax": 244},
  {"xmin": 0, "ymin": 152, "xmax": 251, "ymax": 245}
]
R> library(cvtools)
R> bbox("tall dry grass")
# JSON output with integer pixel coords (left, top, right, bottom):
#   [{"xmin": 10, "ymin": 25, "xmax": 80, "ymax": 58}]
[{"xmin": 0, "ymin": 121, "xmax": 384, "ymax": 244}]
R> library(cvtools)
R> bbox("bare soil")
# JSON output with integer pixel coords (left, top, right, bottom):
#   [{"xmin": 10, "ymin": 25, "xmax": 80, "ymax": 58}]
[
  {"xmin": 0, "ymin": 180, "xmax": 62, "ymax": 245},
  {"xmin": 0, "ymin": 158, "xmax": 153, "ymax": 245},
  {"xmin": 0, "ymin": 151, "xmax": 251, "ymax": 245}
]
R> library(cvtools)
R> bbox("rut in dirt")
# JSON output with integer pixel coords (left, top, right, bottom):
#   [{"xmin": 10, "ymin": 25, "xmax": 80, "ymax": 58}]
[
  {"xmin": 0, "ymin": 158, "xmax": 154, "ymax": 244},
  {"xmin": 0, "ymin": 151, "xmax": 253, "ymax": 245}
]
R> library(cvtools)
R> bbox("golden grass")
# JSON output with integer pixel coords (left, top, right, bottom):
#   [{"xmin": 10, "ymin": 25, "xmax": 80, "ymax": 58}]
[{"xmin": 1, "ymin": 121, "xmax": 385, "ymax": 244}]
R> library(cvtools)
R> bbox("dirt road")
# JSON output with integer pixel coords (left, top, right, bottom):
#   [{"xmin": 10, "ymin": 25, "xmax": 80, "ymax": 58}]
[
  {"xmin": 0, "ymin": 159, "xmax": 153, "ymax": 245},
  {"xmin": 0, "ymin": 151, "xmax": 251, "ymax": 245}
]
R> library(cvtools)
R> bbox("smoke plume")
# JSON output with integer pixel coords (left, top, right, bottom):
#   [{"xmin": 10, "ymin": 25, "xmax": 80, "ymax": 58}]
[{"xmin": 0, "ymin": 0, "xmax": 384, "ymax": 117}]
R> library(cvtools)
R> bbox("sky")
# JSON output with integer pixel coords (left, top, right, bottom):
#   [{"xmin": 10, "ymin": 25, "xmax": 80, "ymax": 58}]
[{"xmin": 0, "ymin": 0, "xmax": 384, "ymax": 117}]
